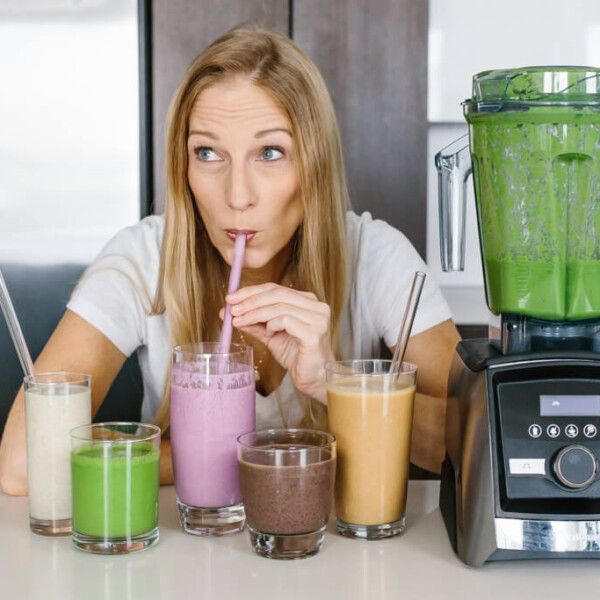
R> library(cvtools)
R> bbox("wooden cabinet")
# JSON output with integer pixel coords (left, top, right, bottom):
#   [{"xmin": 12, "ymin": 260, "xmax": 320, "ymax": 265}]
[{"xmin": 149, "ymin": 0, "xmax": 428, "ymax": 254}]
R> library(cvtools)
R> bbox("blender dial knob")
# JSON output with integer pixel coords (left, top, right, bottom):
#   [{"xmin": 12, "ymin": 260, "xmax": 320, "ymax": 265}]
[{"xmin": 553, "ymin": 445, "xmax": 597, "ymax": 489}]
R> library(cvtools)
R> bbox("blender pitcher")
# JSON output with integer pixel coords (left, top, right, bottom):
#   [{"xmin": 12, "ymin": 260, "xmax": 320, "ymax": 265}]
[{"xmin": 436, "ymin": 67, "xmax": 600, "ymax": 322}]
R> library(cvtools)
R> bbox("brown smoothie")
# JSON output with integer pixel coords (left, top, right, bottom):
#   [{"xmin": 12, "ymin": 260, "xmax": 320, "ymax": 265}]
[
  {"xmin": 238, "ymin": 445, "xmax": 336, "ymax": 535},
  {"xmin": 327, "ymin": 375, "xmax": 416, "ymax": 526}
]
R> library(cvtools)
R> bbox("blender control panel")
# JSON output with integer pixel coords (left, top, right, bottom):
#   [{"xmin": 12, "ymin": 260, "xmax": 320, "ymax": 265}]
[{"xmin": 494, "ymin": 375, "xmax": 600, "ymax": 513}]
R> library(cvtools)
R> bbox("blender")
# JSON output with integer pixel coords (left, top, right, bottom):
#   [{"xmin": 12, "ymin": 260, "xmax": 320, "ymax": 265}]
[{"xmin": 436, "ymin": 67, "xmax": 600, "ymax": 566}]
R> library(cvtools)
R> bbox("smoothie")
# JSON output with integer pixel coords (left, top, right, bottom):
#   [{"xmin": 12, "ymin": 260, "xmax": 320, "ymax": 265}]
[
  {"xmin": 484, "ymin": 259, "xmax": 565, "ymax": 320},
  {"xmin": 25, "ymin": 382, "xmax": 91, "ymax": 523},
  {"xmin": 238, "ymin": 446, "xmax": 336, "ymax": 535},
  {"xmin": 71, "ymin": 442, "xmax": 160, "ymax": 538},
  {"xmin": 170, "ymin": 363, "xmax": 255, "ymax": 508},
  {"xmin": 327, "ymin": 375, "xmax": 415, "ymax": 526},
  {"xmin": 468, "ymin": 105, "xmax": 600, "ymax": 321}
]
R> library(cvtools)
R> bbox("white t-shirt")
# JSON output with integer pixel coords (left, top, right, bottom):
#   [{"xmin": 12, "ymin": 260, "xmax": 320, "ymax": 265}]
[{"xmin": 67, "ymin": 211, "xmax": 453, "ymax": 427}]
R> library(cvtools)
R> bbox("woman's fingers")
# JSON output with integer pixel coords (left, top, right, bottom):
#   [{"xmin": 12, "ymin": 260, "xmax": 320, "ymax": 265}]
[
  {"xmin": 263, "ymin": 313, "xmax": 324, "ymax": 347},
  {"xmin": 227, "ymin": 284, "xmax": 319, "ymax": 313},
  {"xmin": 232, "ymin": 302, "xmax": 329, "ymax": 335},
  {"xmin": 225, "ymin": 284, "xmax": 333, "ymax": 404},
  {"xmin": 229, "ymin": 287, "xmax": 329, "ymax": 324},
  {"xmin": 252, "ymin": 314, "xmax": 327, "ymax": 358}
]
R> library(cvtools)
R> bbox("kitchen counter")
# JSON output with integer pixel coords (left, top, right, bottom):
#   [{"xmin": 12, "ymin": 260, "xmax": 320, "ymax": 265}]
[{"xmin": 2, "ymin": 481, "xmax": 599, "ymax": 599}]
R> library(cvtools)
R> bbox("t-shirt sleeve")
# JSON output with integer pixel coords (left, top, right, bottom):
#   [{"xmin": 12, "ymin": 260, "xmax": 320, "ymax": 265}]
[
  {"xmin": 358, "ymin": 216, "xmax": 453, "ymax": 349},
  {"xmin": 66, "ymin": 222, "xmax": 158, "ymax": 357}
]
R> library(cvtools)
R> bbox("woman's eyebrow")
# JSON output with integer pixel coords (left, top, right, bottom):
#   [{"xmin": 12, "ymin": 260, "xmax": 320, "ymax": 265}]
[
  {"xmin": 189, "ymin": 130, "xmax": 218, "ymax": 139},
  {"xmin": 255, "ymin": 128, "xmax": 292, "ymax": 139}
]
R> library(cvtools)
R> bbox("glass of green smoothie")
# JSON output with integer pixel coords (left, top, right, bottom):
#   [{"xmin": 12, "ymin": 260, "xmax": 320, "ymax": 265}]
[{"xmin": 70, "ymin": 422, "xmax": 161, "ymax": 554}]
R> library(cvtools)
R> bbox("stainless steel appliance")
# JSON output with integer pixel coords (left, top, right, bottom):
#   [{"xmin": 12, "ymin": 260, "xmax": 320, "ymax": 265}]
[{"xmin": 436, "ymin": 67, "xmax": 600, "ymax": 566}]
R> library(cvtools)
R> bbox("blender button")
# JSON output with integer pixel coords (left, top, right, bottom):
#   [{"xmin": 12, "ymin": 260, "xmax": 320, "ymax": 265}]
[
  {"xmin": 509, "ymin": 458, "xmax": 546, "ymax": 475},
  {"xmin": 584, "ymin": 424, "xmax": 598, "ymax": 438},
  {"xmin": 565, "ymin": 424, "xmax": 579, "ymax": 438},
  {"xmin": 547, "ymin": 424, "xmax": 561, "ymax": 438},
  {"xmin": 528, "ymin": 424, "xmax": 542, "ymax": 438}
]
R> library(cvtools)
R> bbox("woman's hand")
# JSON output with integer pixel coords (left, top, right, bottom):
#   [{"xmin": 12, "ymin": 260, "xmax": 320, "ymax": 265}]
[{"xmin": 224, "ymin": 283, "xmax": 334, "ymax": 403}]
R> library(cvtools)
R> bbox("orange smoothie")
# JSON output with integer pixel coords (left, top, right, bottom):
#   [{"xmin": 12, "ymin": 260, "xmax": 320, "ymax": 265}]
[{"xmin": 327, "ymin": 375, "xmax": 416, "ymax": 526}]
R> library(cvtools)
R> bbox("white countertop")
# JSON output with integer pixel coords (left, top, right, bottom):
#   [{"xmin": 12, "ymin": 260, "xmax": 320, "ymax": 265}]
[{"xmin": 2, "ymin": 481, "xmax": 600, "ymax": 599}]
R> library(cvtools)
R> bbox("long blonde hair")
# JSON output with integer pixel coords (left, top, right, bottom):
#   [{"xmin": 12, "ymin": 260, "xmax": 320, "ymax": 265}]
[{"xmin": 153, "ymin": 25, "xmax": 349, "ymax": 431}]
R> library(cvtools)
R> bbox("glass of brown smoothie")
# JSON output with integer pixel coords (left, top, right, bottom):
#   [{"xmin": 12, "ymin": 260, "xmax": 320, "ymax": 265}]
[
  {"xmin": 325, "ymin": 360, "xmax": 417, "ymax": 540},
  {"xmin": 237, "ymin": 429, "xmax": 336, "ymax": 559}
]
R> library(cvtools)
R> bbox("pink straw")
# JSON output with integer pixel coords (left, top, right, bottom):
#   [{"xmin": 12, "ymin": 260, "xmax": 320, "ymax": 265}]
[{"xmin": 219, "ymin": 233, "xmax": 246, "ymax": 353}]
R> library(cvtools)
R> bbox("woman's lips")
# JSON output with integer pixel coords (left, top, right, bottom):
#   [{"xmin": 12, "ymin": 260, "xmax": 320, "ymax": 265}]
[{"xmin": 226, "ymin": 229, "xmax": 257, "ymax": 243}]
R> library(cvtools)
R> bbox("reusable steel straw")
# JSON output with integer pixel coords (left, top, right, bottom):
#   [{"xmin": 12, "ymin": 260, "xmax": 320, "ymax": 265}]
[
  {"xmin": 219, "ymin": 233, "xmax": 247, "ymax": 354},
  {"xmin": 389, "ymin": 271, "xmax": 426, "ymax": 377},
  {"xmin": 0, "ymin": 267, "xmax": 34, "ymax": 377}
]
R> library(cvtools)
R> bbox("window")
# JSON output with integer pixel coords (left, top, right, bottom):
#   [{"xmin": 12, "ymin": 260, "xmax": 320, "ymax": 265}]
[{"xmin": 0, "ymin": 0, "xmax": 140, "ymax": 264}]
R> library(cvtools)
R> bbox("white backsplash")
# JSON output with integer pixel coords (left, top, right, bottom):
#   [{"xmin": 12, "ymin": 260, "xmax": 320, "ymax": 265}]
[{"xmin": 428, "ymin": 0, "xmax": 600, "ymax": 123}]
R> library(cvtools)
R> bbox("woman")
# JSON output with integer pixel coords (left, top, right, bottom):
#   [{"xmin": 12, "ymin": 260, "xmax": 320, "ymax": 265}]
[{"xmin": 0, "ymin": 25, "xmax": 459, "ymax": 494}]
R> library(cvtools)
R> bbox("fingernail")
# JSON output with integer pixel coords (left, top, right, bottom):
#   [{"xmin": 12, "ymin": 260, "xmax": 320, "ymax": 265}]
[
  {"xmin": 231, "ymin": 304, "xmax": 243, "ymax": 316},
  {"xmin": 232, "ymin": 316, "xmax": 244, "ymax": 325}
]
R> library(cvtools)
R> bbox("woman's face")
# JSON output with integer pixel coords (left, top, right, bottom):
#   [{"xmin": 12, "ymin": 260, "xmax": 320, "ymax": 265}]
[{"xmin": 187, "ymin": 76, "xmax": 303, "ymax": 272}]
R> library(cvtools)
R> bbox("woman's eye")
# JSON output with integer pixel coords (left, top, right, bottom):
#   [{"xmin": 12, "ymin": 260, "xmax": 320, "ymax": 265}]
[
  {"xmin": 194, "ymin": 147, "xmax": 220, "ymax": 161},
  {"xmin": 260, "ymin": 147, "xmax": 283, "ymax": 161}
]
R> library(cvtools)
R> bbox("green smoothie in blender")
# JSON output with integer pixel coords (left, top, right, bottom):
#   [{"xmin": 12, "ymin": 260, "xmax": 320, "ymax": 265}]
[{"xmin": 464, "ymin": 68, "xmax": 600, "ymax": 321}]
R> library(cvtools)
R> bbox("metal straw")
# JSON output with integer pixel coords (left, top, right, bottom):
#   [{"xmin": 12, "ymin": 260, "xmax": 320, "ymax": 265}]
[
  {"xmin": 389, "ymin": 271, "xmax": 426, "ymax": 377},
  {"xmin": 0, "ymin": 267, "xmax": 34, "ymax": 378}
]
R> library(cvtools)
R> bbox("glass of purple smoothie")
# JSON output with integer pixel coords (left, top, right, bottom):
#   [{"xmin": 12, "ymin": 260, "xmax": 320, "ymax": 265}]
[
  {"xmin": 237, "ymin": 429, "xmax": 336, "ymax": 559},
  {"xmin": 170, "ymin": 342, "xmax": 255, "ymax": 536}
]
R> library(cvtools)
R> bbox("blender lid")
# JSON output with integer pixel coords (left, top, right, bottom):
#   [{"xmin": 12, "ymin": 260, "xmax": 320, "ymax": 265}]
[{"xmin": 467, "ymin": 66, "xmax": 600, "ymax": 111}]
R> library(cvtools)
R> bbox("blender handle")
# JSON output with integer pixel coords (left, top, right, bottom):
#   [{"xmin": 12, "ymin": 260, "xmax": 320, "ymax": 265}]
[{"xmin": 435, "ymin": 134, "xmax": 472, "ymax": 272}]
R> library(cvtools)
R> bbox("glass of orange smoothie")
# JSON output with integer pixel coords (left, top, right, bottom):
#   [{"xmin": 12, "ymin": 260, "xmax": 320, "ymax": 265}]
[{"xmin": 325, "ymin": 360, "xmax": 417, "ymax": 540}]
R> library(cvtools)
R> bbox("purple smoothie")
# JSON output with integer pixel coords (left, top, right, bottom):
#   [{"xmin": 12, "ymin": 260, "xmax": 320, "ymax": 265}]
[{"xmin": 170, "ymin": 362, "xmax": 255, "ymax": 508}]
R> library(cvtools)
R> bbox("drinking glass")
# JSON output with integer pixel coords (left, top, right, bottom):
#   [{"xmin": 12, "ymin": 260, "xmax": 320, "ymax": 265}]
[
  {"xmin": 170, "ymin": 342, "xmax": 255, "ymax": 535},
  {"xmin": 325, "ymin": 360, "xmax": 417, "ymax": 539},
  {"xmin": 24, "ymin": 372, "xmax": 91, "ymax": 536},
  {"xmin": 238, "ymin": 429, "xmax": 336, "ymax": 559},
  {"xmin": 70, "ymin": 422, "xmax": 161, "ymax": 554}
]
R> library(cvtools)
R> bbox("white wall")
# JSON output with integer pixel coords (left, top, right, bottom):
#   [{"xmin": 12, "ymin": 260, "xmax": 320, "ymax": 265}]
[{"xmin": 426, "ymin": 0, "xmax": 600, "ymax": 324}]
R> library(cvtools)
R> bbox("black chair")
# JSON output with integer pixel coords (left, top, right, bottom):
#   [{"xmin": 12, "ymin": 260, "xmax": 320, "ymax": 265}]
[{"xmin": 0, "ymin": 263, "xmax": 143, "ymax": 440}]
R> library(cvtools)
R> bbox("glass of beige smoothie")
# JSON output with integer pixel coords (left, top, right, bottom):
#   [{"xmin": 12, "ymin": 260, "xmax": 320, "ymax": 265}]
[
  {"xmin": 325, "ymin": 360, "xmax": 417, "ymax": 540},
  {"xmin": 24, "ymin": 372, "xmax": 91, "ymax": 535}
]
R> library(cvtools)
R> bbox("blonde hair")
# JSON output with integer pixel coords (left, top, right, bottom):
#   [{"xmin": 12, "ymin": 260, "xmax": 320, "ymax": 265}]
[{"xmin": 152, "ymin": 25, "xmax": 349, "ymax": 431}]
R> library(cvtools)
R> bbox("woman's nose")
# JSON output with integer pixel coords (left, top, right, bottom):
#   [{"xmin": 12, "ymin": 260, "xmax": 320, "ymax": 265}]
[{"xmin": 225, "ymin": 163, "xmax": 256, "ymax": 211}]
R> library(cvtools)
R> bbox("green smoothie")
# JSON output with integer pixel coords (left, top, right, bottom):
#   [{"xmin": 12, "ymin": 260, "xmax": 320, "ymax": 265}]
[
  {"xmin": 485, "ymin": 258, "xmax": 565, "ymax": 320},
  {"xmin": 71, "ymin": 442, "xmax": 160, "ymax": 538},
  {"xmin": 468, "ymin": 105, "xmax": 600, "ymax": 321},
  {"xmin": 567, "ymin": 259, "xmax": 600, "ymax": 319}
]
